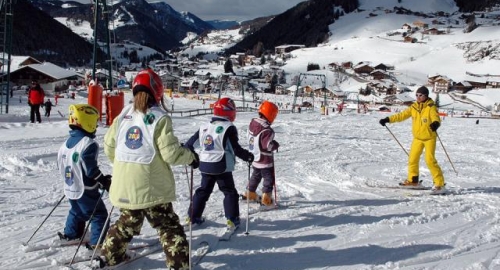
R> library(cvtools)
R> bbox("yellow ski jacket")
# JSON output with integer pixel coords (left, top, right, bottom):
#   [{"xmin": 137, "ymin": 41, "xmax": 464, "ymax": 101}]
[{"xmin": 388, "ymin": 98, "xmax": 441, "ymax": 141}]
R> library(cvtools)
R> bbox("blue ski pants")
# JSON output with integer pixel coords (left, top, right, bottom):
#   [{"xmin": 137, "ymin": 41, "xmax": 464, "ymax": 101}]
[
  {"xmin": 189, "ymin": 172, "xmax": 239, "ymax": 222},
  {"xmin": 64, "ymin": 189, "xmax": 108, "ymax": 245}
]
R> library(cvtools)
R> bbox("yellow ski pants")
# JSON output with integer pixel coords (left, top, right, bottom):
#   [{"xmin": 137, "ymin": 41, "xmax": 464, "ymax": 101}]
[{"xmin": 408, "ymin": 138, "xmax": 445, "ymax": 187}]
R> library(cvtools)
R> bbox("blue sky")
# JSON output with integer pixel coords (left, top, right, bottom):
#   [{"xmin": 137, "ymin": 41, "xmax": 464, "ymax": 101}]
[
  {"xmin": 68, "ymin": 0, "xmax": 306, "ymax": 21},
  {"xmin": 163, "ymin": 0, "xmax": 305, "ymax": 21}
]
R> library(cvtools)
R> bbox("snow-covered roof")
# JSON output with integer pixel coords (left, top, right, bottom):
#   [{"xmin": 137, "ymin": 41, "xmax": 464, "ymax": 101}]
[
  {"xmin": 15, "ymin": 62, "xmax": 81, "ymax": 80},
  {"xmin": 395, "ymin": 92, "xmax": 415, "ymax": 102},
  {"xmin": 1, "ymin": 55, "xmax": 42, "ymax": 73}
]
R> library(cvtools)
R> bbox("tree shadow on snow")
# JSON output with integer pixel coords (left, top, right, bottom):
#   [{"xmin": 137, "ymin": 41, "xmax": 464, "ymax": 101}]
[
  {"xmin": 216, "ymin": 244, "xmax": 452, "ymax": 270},
  {"xmin": 284, "ymin": 198, "xmax": 408, "ymax": 209},
  {"xmin": 248, "ymin": 211, "xmax": 421, "ymax": 233},
  {"xmin": 458, "ymin": 186, "xmax": 500, "ymax": 195}
]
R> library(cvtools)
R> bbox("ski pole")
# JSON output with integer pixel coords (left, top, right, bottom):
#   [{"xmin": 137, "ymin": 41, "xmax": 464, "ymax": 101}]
[
  {"xmin": 273, "ymin": 164, "xmax": 278, "ymax": 207},
  {"xmin": 23, "ymin": 194, "xmax": 66, "ymax": 246},
  {"xmin": 244, "ymin": 163, "xmax": 251, "ymax": 236},
  {"xmin": 185, "ymin": 165, "xmax": 193, "ymax": 270},
  {"xmin": 69, "ymin": 190, "xmax": 105, "ymax": 267},
  {"xmin": 436, "ymin": 131, "xmax": 458, "ymax": 175},
  {"xmin": 89, "ymin": 205, "xmax": 115, "ymax": 264},
  {"xmin": 384, "ymin": 125, "xmax": 409, "ymax": 156}
]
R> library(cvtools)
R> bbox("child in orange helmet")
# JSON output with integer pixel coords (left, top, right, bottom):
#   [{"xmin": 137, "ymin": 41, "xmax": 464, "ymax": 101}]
[{"xmin": 245, "ymin": 101, "xmax": 280, "ymax": 206}]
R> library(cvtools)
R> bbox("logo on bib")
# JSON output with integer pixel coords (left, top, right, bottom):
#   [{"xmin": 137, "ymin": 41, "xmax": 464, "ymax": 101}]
[
  {"xmin": 64, "ymin": 166, "xmax": 74, "ymax": 186},
  {"xmin": 203, "ymin": 135, "xmax": 215, "ymax": 151},
  {"xmin": 249, "ymin": 137, "xmax": 255, "ymax": 151},
  {"xmin": 215, "ymin": 126, "xmax": 224, "ymax": 134},
  {"xmin": 125, "ymin": 126, "xmax": 143, "ymax": 149}
]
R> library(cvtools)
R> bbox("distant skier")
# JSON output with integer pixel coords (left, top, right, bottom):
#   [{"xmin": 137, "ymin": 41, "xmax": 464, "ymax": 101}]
[
  {"xmin": 379, "ymin": 86, "xmax": 446, "ymax": 194},
  {"xmin": 28, "ymin": 81, "xmax": 45, "ymax": 123},
  {"xmin": 43, "ymin": 99, "xmax": 53, "ymax": 117},
  {"xmin": 57, "ymin": 104, "xmax": 111, "ymax": 249},
  {"xmin": 244, "ymin": 101, "xmax": 280, "ymax": 206},
  {"xmin": 183, "ymin": 97, "xmax": 254, "ymax": 229}
]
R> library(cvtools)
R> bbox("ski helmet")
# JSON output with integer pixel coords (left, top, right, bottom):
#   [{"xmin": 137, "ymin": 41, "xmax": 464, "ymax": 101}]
[
  {"xmin": 258, "ymin": 100, "xmax": 279, "ymax": 124},
  {"xmin": 213, "ymin": 97, "xmax": 236, "ymax": 122},
  {"xmin": 132, "ymin": 68, "xmax": 164, "ymax": 103},
  {"xmin": 68, "ymin": 104, "xmax": 99, "ymax": 134}
]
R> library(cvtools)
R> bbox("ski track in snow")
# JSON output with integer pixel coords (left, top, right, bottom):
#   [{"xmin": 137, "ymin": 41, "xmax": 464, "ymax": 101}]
[{"xmin": 2, "ymin": 99, "xmax": 500, "ymax": 269}]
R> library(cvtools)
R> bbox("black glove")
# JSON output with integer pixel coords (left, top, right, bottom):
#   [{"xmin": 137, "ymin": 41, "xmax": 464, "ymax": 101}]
[
  {"xmin": 96, "ymin": 174, "xmax": 112, "ymax": 192},
  {"xmin": 247, "ymin": 154, "xmax": 254, "ymax": 165},
  {"xmin": 272, "ymin": 140, "xmax": 280, "ymax": 150},
  {"xmin": 430, "ymin": 121, "xmax": 440, "ymax": 132},
  {"xmin": 190, "ymin": 150, "xmax": 199, "ymax": 169},
  {"xmin": 379, "ymin": 117, "xmax": 389, "ymax": 126}
]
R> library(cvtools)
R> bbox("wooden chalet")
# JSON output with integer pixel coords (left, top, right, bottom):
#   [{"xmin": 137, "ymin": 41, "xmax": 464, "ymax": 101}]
[
  {"xmin": 274, "ymin": 44, "xmax": 305, "ymax": 55},
  {"xmin": 370, "ymin": 69, "xmax": 391, "ymax": 80},
  {"xmin": 430, "ymin": 76, "xmax": 452, "ymax": 93},
  {"xmin": 404, "ymin": 36, "xmax": 416, "ymax": 43},
  {"xmin": 353, "ymin": 63, "xmax": 374, "ymax": 74},
  {"xmin": 367, "ymin": 80, "xmax": 397, "ymax": 95},
  {"xmin": 374, "ymin": 63, "xmax": 391, "ymax": 71},
  {"xmin": 423, "ymin": 28, "xmax": 445, "ymax": 35},
  {"xmin": 341, "ymin": 61, "xmax": 353, "ymax": 69},
  {"xmin": 9, "ymin": 62, "xmax": 82, "ymax": 92},
  {"xmin": 413, "ymin": 20, "xmax": 429, "ymax": 28},
  {"xmin": 453, "ymin": 81, "xmax": 473, "ymax": 93},
  {"xmin": 486, "ymin": 79, "xmax": 500, "ymax": 88},
  {"xmin": 402, "ymin": 23, "xmax": 412, "ymax": 30}
]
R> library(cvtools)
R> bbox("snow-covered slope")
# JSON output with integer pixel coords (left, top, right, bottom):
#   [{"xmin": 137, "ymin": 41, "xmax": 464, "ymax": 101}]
[{"xmin": 1, "ymin": 90, "xmax": 500, "ymax": 270}]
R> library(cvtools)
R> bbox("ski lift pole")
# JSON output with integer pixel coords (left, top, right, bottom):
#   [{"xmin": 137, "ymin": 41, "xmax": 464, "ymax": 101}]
[
  {"xmin": 384, "ymin": 125, "xmax": 409, "ymax": 156},
  {"xmin": 436, "ymin": 131, "xmax": 458, "ymax": 176},
  {"xmin": 23, "ymin": 195, "xmax": 66, "ymax": 246}
]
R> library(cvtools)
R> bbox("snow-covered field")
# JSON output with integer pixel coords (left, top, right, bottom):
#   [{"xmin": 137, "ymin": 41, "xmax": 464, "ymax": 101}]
[
  {"xmin": 3, "ymin": 0, "xmax": 500, "ymax": 269},
  {"xmin": 1, "ymin": 91, "xmax": 500, "ymax": 270}
]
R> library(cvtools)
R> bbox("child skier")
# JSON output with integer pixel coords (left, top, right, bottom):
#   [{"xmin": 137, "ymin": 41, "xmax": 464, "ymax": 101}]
[
  {"xmin": 183, "ymin": 97, "xmax": 254, "ymax": 229},
  {"xmin": 100, "ymin": 68, "xmax": 197, "ymax": 269},
  {"xmin": 57, "ymin": 104, "xmax": 111, "ymax": 248},
  {"xmin": 244, "ymin": 100, "xmax": 280, "ymax": 206}
]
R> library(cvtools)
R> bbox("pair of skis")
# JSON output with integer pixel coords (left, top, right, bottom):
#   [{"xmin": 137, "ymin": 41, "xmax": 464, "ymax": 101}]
[
  {"xmin": 365, "ymin": 181, "xmax": 451, "ymax": 195},
  {"xmin": 240, "ymin": 194, "xmax": 280, "ymax": 213}
]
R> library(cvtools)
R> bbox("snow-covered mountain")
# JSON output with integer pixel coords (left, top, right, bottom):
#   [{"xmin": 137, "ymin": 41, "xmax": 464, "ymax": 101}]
[
  {"xmin": 28, "ymin": 0, "xmax": 214, "ymax": 52},
  {"xmin": 4, "ymin": 1, "xmax": 500, "ymax": 270}
]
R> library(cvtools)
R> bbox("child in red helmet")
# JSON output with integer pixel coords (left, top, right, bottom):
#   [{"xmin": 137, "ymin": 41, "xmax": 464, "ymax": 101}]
[
  {"xmin": 245, "ymin": 101, "xmax": 280, "ymax": 206},
  {"xmin": 183, "ymin": 97, "xmax": 254, "ymax": 229},
  {"xmin": 100, "ymin": 68, "xmax": 197, "ymax": 269}
]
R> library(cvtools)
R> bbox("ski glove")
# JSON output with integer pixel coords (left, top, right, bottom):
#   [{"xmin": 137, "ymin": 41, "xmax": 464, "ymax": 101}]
[
  {"xmin": 272, "ymin": 140, "xmax": 280, "ymax": 150},
  {"xmin": 379, "ymin": 117, "xmax": 389, "ymax": 126},
  {"xmin": 190, "ymin": 150, "xmax": 199, "ymax": 169},
  {"xmin": 96, "ymin": 174, "xmax": 112, "ymax": 192},
  {"xmin": 430, "ymin": 121, "xmax": 440, "ymax": 132},
  {"xmin": 247, "ymin": 154, "xmax": 254, "ymax": 165}
]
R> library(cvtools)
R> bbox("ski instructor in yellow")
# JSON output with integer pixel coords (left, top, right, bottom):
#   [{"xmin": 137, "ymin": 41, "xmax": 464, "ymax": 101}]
[{"xmin": 379, "ymin": 86, "xmax": 446, "ymax": 194}]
